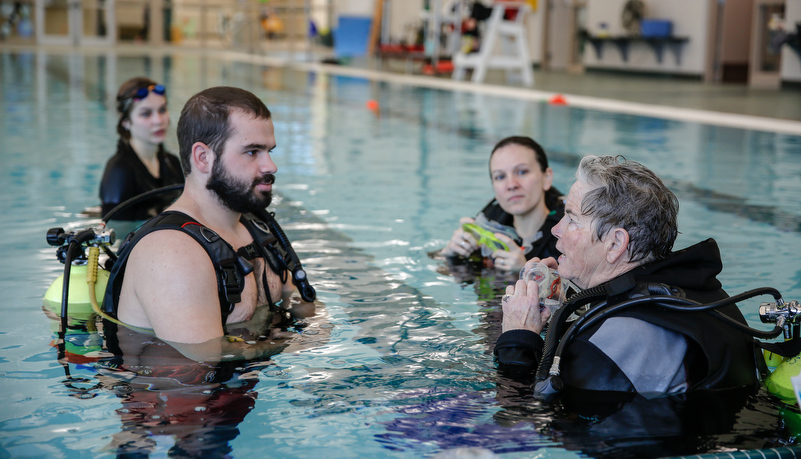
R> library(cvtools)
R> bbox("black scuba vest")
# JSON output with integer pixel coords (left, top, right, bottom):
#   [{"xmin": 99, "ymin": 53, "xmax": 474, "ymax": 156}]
[
  {"xmin": 560, "ymin": 282, "xmax": 765, "ymax": 392},
  {"xmin": 103, "ymin": 211, "xmax": 289, "ymax": 325}
]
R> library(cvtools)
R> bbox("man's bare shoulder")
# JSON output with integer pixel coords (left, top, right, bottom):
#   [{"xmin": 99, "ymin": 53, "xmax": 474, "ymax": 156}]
[
  {"xmin": 120, "ymin": 228, "xmax": 226, "ymax": 342},
  {"xmin": 129, "ymin": 228, "xmax": 209, "ymax": 262},
  {"xmin": 125, "ymin": 228, "xmax": 217, "ymax": 296}
]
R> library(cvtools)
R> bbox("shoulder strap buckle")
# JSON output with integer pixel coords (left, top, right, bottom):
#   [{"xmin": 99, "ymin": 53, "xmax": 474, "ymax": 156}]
[
  {"xmin": 218, "ymin": 259, "xmax": 242, "ymax": 311},
  {"xmin": 237, "ymin": 243, "xmax": 261, "ymax": 261}
]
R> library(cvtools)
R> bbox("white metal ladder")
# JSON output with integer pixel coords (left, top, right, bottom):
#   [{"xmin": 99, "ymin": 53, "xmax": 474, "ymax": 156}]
[{"xmin": 452, "ymin": 2, "xmax": 534, "ymax": 85}]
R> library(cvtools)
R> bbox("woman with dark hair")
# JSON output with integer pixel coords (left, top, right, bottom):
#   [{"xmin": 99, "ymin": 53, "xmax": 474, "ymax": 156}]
[
  {"xmin": 441, "ymin": 136, "xmax": 563, "ymax": 273},
  {"xmin": 99, "ymin": 77, "xmax": 184, "ymax": 220}
]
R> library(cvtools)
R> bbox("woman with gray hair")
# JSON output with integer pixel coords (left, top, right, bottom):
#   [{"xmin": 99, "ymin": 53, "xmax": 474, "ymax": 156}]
[
  {"xmin": 495, "ymin": 155, "xmax": 762, "ymax": 396},
  {"xmin": 575, "ymin": 155, "xmax": 678, "ymax": 265}
]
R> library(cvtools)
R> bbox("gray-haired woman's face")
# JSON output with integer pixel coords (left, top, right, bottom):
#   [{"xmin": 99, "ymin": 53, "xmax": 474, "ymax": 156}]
[{"xmin": 551, "ymin": 180, "xmax": 614, "ymax": 290}]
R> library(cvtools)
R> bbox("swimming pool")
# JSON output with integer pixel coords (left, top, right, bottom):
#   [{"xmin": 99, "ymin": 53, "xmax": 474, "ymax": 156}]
[{"xmin": 2, "ymin": 47, "xmax": 801, "ymax": 458}]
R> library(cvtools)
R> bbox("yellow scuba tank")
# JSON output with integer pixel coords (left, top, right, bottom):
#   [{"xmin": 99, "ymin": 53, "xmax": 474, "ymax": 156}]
[
  {"xmin": 764, "ymin": 349, "xmax": 785, "ymax": 369},
  {"xmin": 44, "ymin": 225, "xmax": 115, "ymax": 321},
  {"xmin": 764, "ymin": 351, "xmax": 801, "ymax": 404},
  {"xmin": 765, "ymin": 354, "xmax": 801, "ymax": 441},
  {"xmin": 43, "ymin": 264, "xmax": 109, "ymax": 321}
]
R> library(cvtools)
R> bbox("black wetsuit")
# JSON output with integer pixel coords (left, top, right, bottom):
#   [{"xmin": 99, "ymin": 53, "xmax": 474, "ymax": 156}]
[
  {"xmin": 99, "ymin": 140, "xmax": 184, "ymax": 220},
  {"xmin": 494, "ymin": 239, "xmax": 764, "ymax": 394},
  {"xmin": 477, "ymin": 199, "xmax": 563, "ymax": 261}
]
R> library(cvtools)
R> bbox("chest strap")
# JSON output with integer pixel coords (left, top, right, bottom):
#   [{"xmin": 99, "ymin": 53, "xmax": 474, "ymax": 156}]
[{"xmin": 178, "ymin": 220, "xmax": 255, "ymax": 314}]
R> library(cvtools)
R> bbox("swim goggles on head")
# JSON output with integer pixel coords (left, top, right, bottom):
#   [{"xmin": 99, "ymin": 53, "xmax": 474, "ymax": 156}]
[
  {"xmin": 120, "ymin": 84, "xmax": 166, "ymax": 114},
  {"xmin": 133, "ymin": 84, "xmax": 166, "ymax": 100}
]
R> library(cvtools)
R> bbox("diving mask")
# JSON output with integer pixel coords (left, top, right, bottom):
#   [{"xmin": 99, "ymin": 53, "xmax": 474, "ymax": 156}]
[
  {"xmin": 462, "ymin": 214, "xmax": 517, "ymax": 257},
  {"xmin": 520, "ymin": 262, "xmax": 562, "ymax": 314}
]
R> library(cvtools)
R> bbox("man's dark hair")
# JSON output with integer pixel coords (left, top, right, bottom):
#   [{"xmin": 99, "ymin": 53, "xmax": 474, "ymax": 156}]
[{"xmin": 177, "ymin": 86, "xmax": 272, "ymax": 175}]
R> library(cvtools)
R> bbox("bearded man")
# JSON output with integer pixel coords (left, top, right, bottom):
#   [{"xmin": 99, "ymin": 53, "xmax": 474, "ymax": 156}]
[{"xmin": 104, "ymin": 86, "xmax": 309, "ymax": 346}]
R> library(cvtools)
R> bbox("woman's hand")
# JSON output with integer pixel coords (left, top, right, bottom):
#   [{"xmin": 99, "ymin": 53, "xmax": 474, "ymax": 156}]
[
  {"xmin": 501, "ymin": 279, "xmax": 551, "ymax": 334},
  {"xmin": 520, "ymin": 256, "xmax": 559, "ymax": 273},
  {"xmin": 520, "ymin": 257, "xmax": 562, "ymax": 299},
  {"xmin": 441, "ymin": 217, "xmax": 479, "ymax": 258},
  {"xmin": 491, "ymin": 233, "xmax": 527, "ymax": 272}
]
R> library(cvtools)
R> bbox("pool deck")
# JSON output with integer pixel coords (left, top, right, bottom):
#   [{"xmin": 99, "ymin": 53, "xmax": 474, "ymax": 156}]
[
  {"xmin": 4, "ymin": 42, "xmax": 801, "ymax": 134},
  {"xmin": 472, "ymin": 66, "xmax": 801, "ymax": 123},
  {"xmin": 355, "ymin": 54, "xmax": 801, "ymax": 134}
]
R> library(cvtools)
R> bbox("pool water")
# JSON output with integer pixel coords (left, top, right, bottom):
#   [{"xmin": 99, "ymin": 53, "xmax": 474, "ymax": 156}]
[{"xmin": 2, "ymin": 48, "xmax": 801, "ymax": 458}]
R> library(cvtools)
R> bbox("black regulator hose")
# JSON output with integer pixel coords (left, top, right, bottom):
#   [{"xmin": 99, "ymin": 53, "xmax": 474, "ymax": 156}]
[
  {"xmin": 532, "ymin": 286, "xmax": 785, "ymax": 399},
  {"xmin": 695, "ymin": 287, "xmax": 782, "ymax": 311},
  {"xmin": 554, "ymin": 288, "xmax": 786, "ymax": 376},
  {"xmin": 53, "ymin": 231, "xmax": 107, "ymax": 399},
  {"xmin": 532, "ymin": 284, "xmax": 613, "ymax": 398},
  {"xmin": 535, "ymin": 284, "xmax": 610, "ymax": 381},
  {"xmin": 60, "ymin": 241, "xmax": 80, "ymax": 329},
  {"xmin": 58, "ymin": 229, "xmax": 98, "ymax": 326}
]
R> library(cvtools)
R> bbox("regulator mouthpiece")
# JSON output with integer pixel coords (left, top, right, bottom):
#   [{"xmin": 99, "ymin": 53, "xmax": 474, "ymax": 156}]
[{"xmin": 292, "ymin": 267, "xmax": 316, "ymax": 302}]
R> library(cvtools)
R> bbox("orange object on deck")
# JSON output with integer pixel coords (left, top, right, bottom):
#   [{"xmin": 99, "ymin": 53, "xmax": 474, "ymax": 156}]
[{"xmin": 422, "ymin": 60, "xmax": 455, "ymax": 75}]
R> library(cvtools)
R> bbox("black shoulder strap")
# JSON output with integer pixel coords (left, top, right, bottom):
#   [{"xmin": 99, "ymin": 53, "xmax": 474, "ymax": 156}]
[
  {"xmin": 240, "ymin": 210, "xmax": 316, "ymax": 303},
  {"xmin": 178, "ymin": 218, "xmax": 254, "ymax": 317},
  {"xmin": 238, "ymin": 214, "xmax": 287, "ymax": 280},
  {"xmin": 104, "ymin": 211, "xmax": 252, "ymax": 323}
]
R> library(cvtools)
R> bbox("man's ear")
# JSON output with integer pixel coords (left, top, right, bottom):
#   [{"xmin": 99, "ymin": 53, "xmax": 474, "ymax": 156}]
[
  {"xmin": 605, "ymin": 227, "xmax": 630, "ymax": 265},
  {"xmin": 191, "ymin": 142, "xmax": 213, "ymax": 174}
]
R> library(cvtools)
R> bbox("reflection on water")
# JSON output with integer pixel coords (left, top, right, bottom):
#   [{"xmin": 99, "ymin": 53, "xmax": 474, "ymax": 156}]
[
  {"xmin": 3, "ymin": 48, "xmax": 801, "ymax": 458},
  {"xmin": 99, "ymin": 326, "xmax": 267, "ymax": 457},
  {"xmin": 51, "ymin": 320, "xmax": 284, "ymax": 457}
]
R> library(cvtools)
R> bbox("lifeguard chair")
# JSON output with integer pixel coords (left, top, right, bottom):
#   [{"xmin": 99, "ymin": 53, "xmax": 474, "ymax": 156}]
[{"xmin": 452, "ymin": 1, "xmax": 534, "ymax": 85}]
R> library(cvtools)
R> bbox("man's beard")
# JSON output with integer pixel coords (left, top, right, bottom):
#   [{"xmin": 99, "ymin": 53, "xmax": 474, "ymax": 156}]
[{"xmin": 206, "ymin": 159, "xmax": 274, "ymax": 214}]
